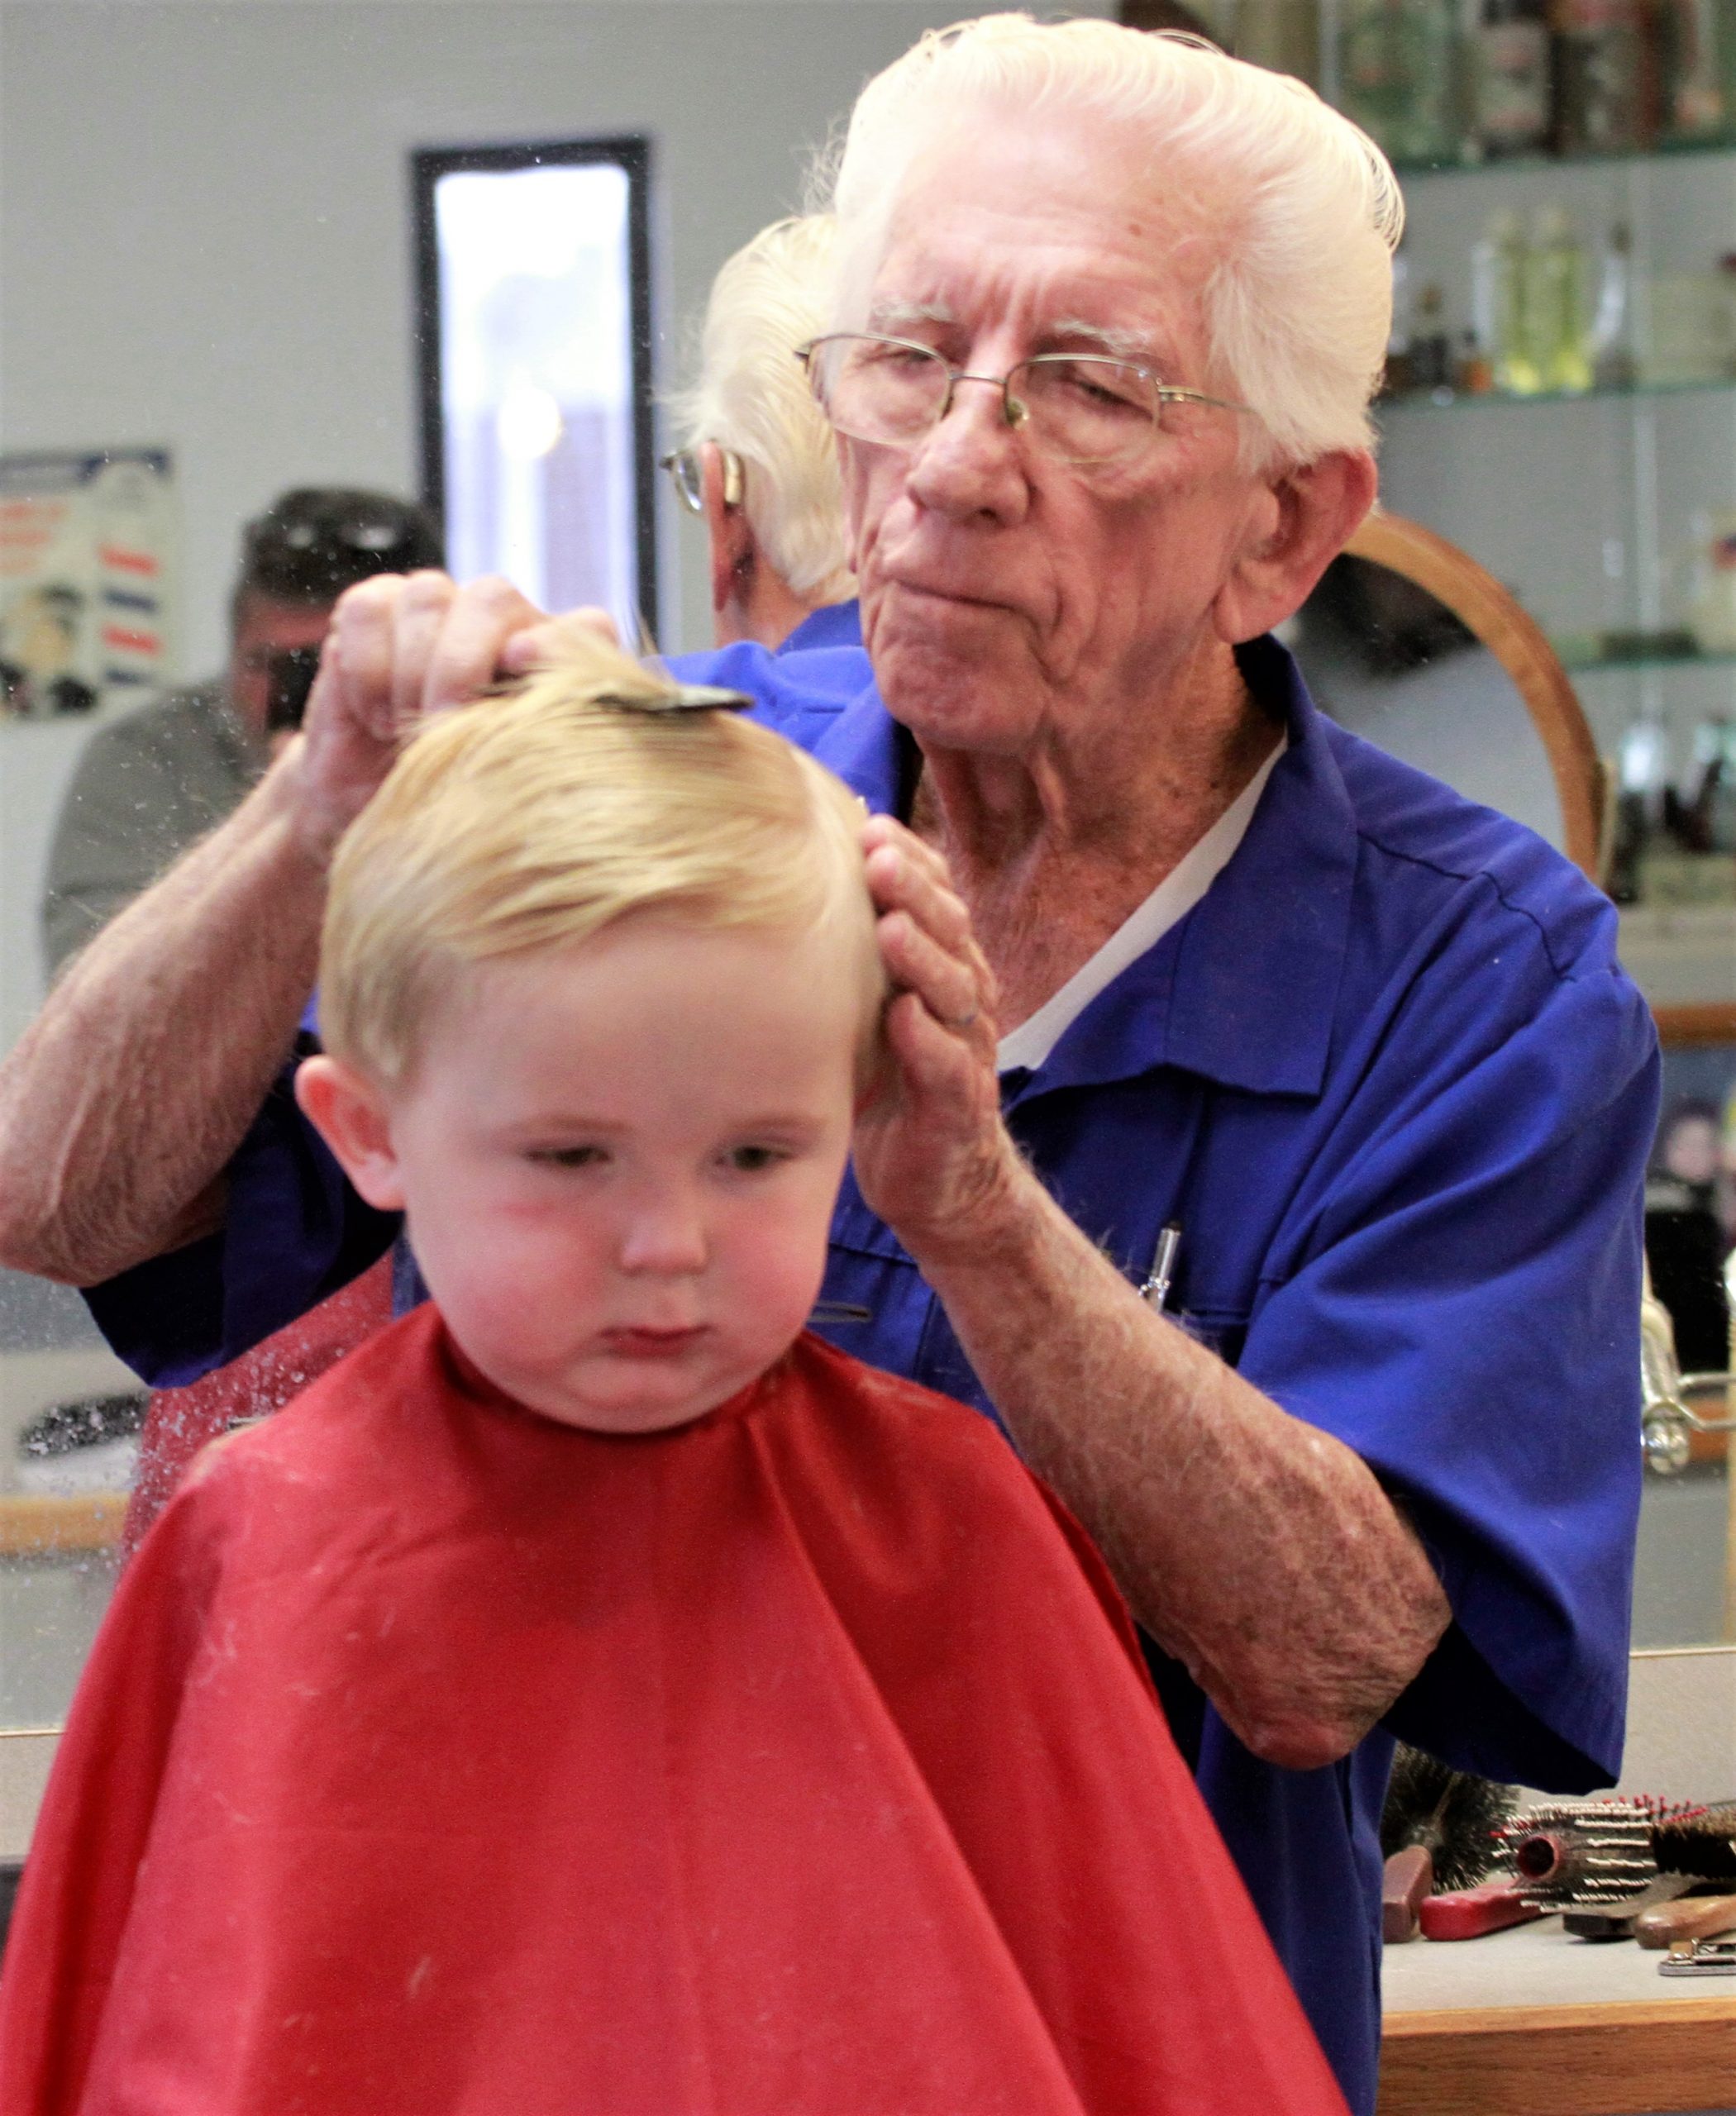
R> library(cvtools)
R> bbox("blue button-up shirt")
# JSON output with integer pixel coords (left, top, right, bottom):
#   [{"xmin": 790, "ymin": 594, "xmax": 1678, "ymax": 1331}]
[{"xmin": 88, "ymin": 627, "xmax": 1656, "ymax": 2116}]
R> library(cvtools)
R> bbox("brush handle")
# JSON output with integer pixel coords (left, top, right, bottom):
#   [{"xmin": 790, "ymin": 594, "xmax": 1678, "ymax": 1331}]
[
  {"xmin": 1633, "ymin": 1894, "xmax": 1736, "ymax": 1949},
  {"xmin": 1384, "ymin": 1845, "xmax": 1434, "ymax": 1942},
  {"xmin": 1563, "ymin": 1874, "xmax": 1695, "ymax": 1940},
  {"xmin": 1419, "ymin": 1883, "xmax": 1545, "ymax": 1941}
]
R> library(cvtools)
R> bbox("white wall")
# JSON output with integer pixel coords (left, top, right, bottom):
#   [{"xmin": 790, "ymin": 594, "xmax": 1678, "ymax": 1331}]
[
  {"xmin": 0, "ymin": 0, "xmax": 1124, "ymax": 1356},
  {"xmin": 0, "ymin": 0, "xmax": 1108, "ymax": 675},
  {"xmin": 0, "ymin": 0, "xmax": 1108, "ymax": 1056}
]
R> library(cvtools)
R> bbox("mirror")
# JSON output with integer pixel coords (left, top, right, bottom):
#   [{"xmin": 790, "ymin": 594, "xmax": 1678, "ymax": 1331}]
[
  {"xmin": 1288, "ymin": 516, "xmax": 1734, "ymax": 1648},
  {"xmin": 0, "ymin": 0, "xmax": 1001, "ymax": 1732},
  {"xmin": 0, "ymin": 9, "xmax": 1727, "ymax": 1751}
]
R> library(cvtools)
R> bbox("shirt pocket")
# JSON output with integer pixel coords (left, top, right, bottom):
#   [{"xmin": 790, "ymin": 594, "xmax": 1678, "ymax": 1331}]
[
  {"xmin": 1172, "ymin": 1307, "xmax": 1250, "ymax": 1368},
  {"xmin": 814, "ymin": 1183, "xmax": 933, "ymax": 1372}
]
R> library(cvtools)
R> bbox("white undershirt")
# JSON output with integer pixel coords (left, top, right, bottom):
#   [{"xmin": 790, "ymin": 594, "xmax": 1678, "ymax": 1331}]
[{"xmin": 995, "ymin": 736, "xmax": 1288, "ymax": 1075}]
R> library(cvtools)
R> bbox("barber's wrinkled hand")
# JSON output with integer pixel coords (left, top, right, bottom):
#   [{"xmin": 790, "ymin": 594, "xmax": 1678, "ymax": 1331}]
[
  {"xmin": 287, "ymin": 570, "xmax": 614, "ymax": 857},
  {"xmin": 852, "ymin": 817, "xmax": 1023, "ymax": 1260}
]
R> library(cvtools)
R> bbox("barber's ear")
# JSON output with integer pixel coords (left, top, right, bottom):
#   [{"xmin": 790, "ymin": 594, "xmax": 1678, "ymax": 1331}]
[
  {"xmin": 1212, "ymin": 450, "xmax": 1378, "ymax": 646},
  {"xmin": 701, "ymin": 442, "xmax": 755, "ymax": 620},
  {"xmin": 293, "ymin": 1055, "xmax": 407, "ymax": 1212}
]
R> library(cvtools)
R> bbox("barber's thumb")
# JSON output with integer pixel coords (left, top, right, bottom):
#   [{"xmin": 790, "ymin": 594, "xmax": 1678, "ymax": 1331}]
[{"xmin": 499, "ymin": 608, "xmax": 620, "ymax": 675}]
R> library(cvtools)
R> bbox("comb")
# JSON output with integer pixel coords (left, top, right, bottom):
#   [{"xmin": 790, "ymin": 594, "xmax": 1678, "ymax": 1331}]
[{"xmin": 593, "ymin": 684, "xmax": 753, "ymax": 716}]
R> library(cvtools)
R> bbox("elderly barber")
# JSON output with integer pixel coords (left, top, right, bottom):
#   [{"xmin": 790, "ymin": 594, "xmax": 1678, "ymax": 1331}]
[{"xmin": 0, "ymin": 20, "xmax": 1654, "ymax": 2111}]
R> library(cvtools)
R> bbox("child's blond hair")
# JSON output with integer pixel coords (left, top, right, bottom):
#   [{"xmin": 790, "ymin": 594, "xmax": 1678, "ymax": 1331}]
[{"xmin": 319, "ymin": 627, "xmax": 885, "ymax": 1088}]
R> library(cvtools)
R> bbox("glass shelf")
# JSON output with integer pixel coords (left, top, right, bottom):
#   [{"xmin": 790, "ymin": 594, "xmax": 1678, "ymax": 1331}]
[
  {"xmin": 1557, "ymin": 644, "xmax": 1736, "ymax": 675},
  {"xmin": 1390, "ymin": 133, "xmax": 1736, "ymax": 179},
  {"xmin": 1380, "ymin": 374, "xmax": 1736, "ymax": 414}
]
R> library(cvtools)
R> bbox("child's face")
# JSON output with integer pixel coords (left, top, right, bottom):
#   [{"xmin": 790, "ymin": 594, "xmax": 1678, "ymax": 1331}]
[{"xmin": 305, "ymin": 918, "xmax": 861, "ymax": 1433}]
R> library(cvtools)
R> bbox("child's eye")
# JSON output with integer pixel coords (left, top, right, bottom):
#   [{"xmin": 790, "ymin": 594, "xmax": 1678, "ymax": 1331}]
[
  {"xmin": 529, "ymin": 1145, "xmax": 608, "ymax": 1170},
  {"xmin": 726, "ymin": 1144, "xmax": 787, "ymax": 1174}
]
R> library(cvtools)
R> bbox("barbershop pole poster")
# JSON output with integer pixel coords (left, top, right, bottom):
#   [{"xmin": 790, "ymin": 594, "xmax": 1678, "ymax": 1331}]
[{"xmin": 0, "ymin": 450, "xmax": 175, "ymax": 719}]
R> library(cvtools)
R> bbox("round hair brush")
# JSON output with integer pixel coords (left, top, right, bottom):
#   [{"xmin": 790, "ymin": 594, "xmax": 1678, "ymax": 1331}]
[
  {"xmin": 1380, "ymin": 1746, "xmax": 1520, "ymax": 1942},
  {"xmin": 1381, "ymin": 1746, "xmax": 1519, "ymax": 1893}
]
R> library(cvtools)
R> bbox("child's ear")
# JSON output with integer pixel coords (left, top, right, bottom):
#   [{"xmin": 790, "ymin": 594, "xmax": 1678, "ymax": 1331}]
[{"xmin": 293, "ymin": 1056, "xmax": 408, "ymax": 1212}]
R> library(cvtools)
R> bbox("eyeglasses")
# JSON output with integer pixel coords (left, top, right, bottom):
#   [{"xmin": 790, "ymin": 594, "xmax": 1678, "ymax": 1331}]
[
  {"xmin": 797, "ymin": 334, "xmax": 1248, "ymax": 469},
  {"xmin": 659, "ymin": 446, "xmax": 744, "ymax": 516},
  {"xmin": 244, "ymin": 500, "xmax": 441, "ymax": 568},
  {"xmin": 240, "ymin": 492, "xmax": 445, "ymax": 598}
]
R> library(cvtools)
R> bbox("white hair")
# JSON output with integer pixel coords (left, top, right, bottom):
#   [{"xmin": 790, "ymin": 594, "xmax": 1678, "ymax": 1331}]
[
  {"xmin": 670, "ymin": 214, "xmax": 856, "ymax": 603},
  {"xmin": 821, "ymin": 14, "xmax": 1403, "ymax": 467}
]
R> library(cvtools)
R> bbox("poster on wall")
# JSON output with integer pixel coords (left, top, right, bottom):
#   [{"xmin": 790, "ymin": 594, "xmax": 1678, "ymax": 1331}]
[{"xmin": 0, "ymin": 450, "xmax": 175, "ymax": 720}]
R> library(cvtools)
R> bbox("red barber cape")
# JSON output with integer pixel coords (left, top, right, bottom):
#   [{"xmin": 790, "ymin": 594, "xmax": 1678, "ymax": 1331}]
[
  {"xmin": 0, "ymin": 1312, "xmax": 1347, "ymax": 2116},
  {"xmin": 120, "ymin": 1256, "xmax": 394, "ymax": 1560}
]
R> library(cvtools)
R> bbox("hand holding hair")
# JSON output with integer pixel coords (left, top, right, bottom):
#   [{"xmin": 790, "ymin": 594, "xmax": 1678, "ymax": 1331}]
[
  {"xmin": 853, "ymin": 813, "xmax": 1023, "ymax": 1264},
  {"xmin": 284, "ymin": 570, "xmax": 618, "ymax": 860}
]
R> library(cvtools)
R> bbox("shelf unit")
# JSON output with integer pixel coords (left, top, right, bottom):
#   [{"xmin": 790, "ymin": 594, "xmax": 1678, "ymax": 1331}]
[
  {"xmin": 1382, "ymin": 374, "xmax": 1736, "ymax": 413},
  {"xmin": 1558, "ymin": 643, "xmax": 1736, "ymax": 673},
  {"xmin": 1361, "ymin": 135, "xmax": 1736, "ymax": 1026},
  {"xmin": 1389, "ymin": 132, "xmax": 1736, "ymax": 179}
]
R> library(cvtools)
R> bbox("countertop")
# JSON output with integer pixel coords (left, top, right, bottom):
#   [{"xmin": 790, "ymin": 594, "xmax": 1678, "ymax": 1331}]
[
  {"xmin": 1380, "ymin": 1916, "xmax": 1736, "ymax": 2116},
  {"xmin": 1384, "ymin": 1913, "xmax": 1732, "ymax": 2014}
]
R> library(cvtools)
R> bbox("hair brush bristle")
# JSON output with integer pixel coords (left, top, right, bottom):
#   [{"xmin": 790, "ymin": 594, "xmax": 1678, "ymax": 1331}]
[
  {"xmin": 1653, "ymin": 1802, "xmax": 1736, "ymax": 1881},
  {"xmin": 1379, "ymin": 1747, "xmax": 1520, "ymax": 1894}
]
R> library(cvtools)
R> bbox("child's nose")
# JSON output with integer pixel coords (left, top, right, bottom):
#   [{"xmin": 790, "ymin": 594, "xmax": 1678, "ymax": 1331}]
[{"xmin": 617, "ymin": 1191, "xmax": 708, "ymax": 1276}]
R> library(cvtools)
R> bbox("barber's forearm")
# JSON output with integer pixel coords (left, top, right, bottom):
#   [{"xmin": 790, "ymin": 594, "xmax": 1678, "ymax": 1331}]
[
  {"xmin": 912, "ymin": 1161, "xmax": 1452, "ymax": 1770},
  {"xmin": 0, "ymin": 753, "xmax": 329, "ymax": 1285}
]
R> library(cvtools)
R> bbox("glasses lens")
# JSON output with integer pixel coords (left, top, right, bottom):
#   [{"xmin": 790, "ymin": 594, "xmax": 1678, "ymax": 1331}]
[
  {"xmin": 340, "ymin": 514, "xmax": 417, "ymax": 555},
  {"xmin": 1015, "ymin": 358, "xmax": 1161, "ymax": 467},
  {"xmin": 661, "ymin": 450, "xmax": 704, "ymax": 514},
  {"xmin": 811, "ymin": 336, "xmax": 947, "ymax": 446}
]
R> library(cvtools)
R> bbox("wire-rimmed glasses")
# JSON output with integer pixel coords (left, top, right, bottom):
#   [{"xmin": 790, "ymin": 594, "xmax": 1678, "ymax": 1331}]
[
  {"xmin": 659, "ymin": 446, "xmax": 743, "ymax": 516},
  {"xmin": 797, "ymin": 334, "xmax": 1247, "ymax": 469}
]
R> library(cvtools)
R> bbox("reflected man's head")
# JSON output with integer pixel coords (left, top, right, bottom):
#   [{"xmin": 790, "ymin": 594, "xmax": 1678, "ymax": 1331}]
[
  {"xmin": 227, "ymin": 487, "xmax": 443, "ymax": 743},
  {"xmin": 667, "ymin": 213, "xmax": 855, "ymax": 647},
  {"xmin": 295, "ymin": 631, "xmax": 886, "ymax": 1437}
]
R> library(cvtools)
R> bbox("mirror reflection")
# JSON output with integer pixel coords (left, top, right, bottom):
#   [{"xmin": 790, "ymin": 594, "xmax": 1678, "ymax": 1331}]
[
  {"xmin": 0, "ymin": 2, "xmax": 1729, "ymax": 1761},
  {"xmin": 1290, "ymin": 554, "xmax": 1734, "ymax": 1652},
  {"xmin": 0, "ymin": 0, "xmax": 984, "ymax": 1733}
]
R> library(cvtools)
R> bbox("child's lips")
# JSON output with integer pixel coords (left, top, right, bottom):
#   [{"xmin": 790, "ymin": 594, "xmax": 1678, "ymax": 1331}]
[{"xmin": 603, "ymin": 1325, "xmax": 708, "ymax": 1359}]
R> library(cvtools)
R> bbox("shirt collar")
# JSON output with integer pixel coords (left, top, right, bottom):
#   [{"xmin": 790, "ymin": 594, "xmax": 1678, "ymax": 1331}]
[
  {"xmin": 779, "ymin": 599, "xmax": 863, "ymax": 654},
  {"xmin": 811, "ymin": 635, "xmax": 1358, "ymax": 1103},
  {"xmin": 1160, "ymin": 636, "xmax": 1357, "ymax": 1099}
]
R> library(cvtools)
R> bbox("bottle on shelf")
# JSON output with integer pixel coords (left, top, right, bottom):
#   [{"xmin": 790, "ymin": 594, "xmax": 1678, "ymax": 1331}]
[
  {"xmin": 1686, "ymin": 715, "xmax": 1736, "ymax": 855},
  {"xmin": 1529, "ymin": 204, "xmax": 1595, "ymax": 391},
  {"xmin": 1656, "ymin": 0, "xmax": 1727, "ymax": 141},
  {"xmin": 1412, "ymin": 282, "xmax": 1455, "ymax": 388},
  {"xmin": 1607, "ymin": 718, "xmax": 1667, "ymax": 905},
  {"xmin": 1457, "ymin": 327, "xmax": 1496, "ymax": 392},
  {"xmin": 1472, "ymin": 208, "xmax": 1543, "ymax": 392},
  {"xmin": 1471, "ymin": 0, "xmax": 1553, "ymax": 157},
  {"xmin": 1223, "ymin": 0, "xmax": 1320, "ymax": 90},
  {"xmin": 1683, "ymin": 508, "xmax": 1736, "ymax": 651},
  {"xmin": 1338, "ymin": 0, "xmax": 1466, "ymax": 164},
  {"xmin": 1589, "ymin": 220, "xmax": 1640, "ymax": 388},
  {"xmin": 1382, "ymin": 241, "xmax": 1418, "ymax": 396},
  {"xmin": 1549, "ymin": 0, "xmax": 1656, "ymax": 156}
]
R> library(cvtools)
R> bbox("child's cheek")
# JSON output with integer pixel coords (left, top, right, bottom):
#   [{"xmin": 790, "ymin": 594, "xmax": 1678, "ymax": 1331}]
[{"xmin": 736, "ymin": 1218, "xmax": 832, "ymax": 1332}]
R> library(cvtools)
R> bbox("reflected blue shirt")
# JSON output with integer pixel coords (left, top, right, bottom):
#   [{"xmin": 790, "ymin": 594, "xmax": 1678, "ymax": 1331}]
[
  {"xmin": 754, "ymin": 600, "xmax": 862, "ymax": 654},
  {"xmin": 86, "ymin": 625, "xmax": 1656, "ymax": 2116}
]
